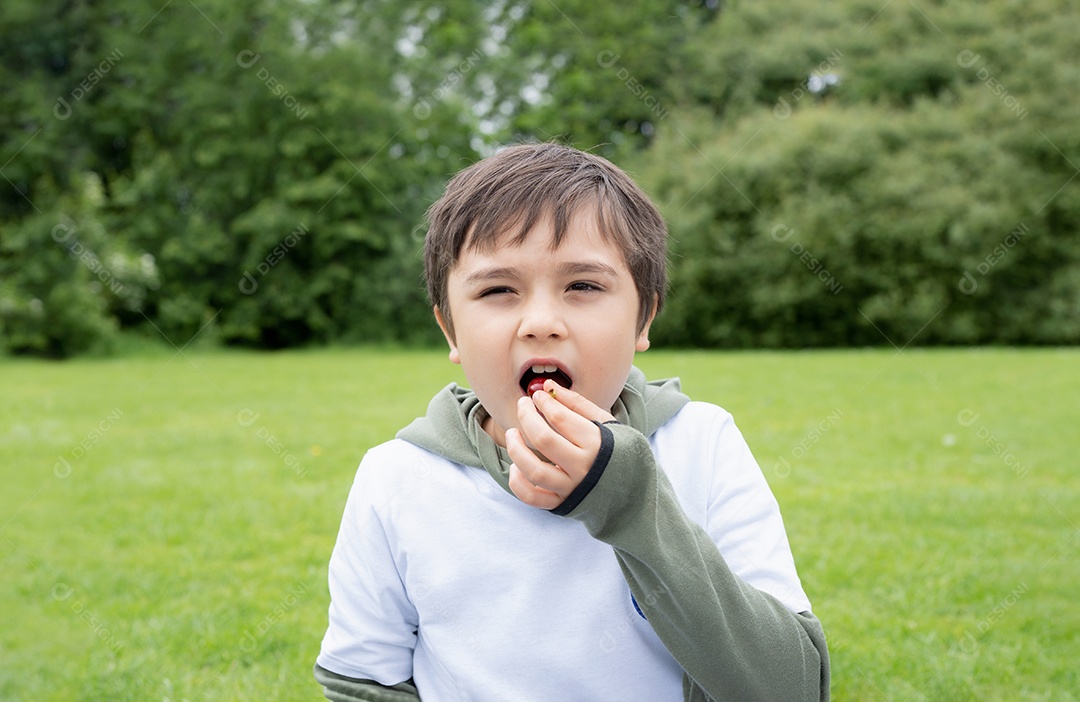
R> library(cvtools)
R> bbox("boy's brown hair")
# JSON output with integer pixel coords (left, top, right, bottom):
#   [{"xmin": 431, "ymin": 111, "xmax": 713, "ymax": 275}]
[{"xmin": 424, "ymin": 143, "xmax": 668, "ymax": 339}]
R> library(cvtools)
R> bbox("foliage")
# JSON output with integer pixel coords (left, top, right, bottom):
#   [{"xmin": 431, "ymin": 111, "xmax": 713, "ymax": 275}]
[
  {"xmin": 1, "ymin": 0, "xmax": 447, "ymax": 355},
  {"xmin": 638, "ymin": 0, "xmax": 1080, "ymax": 346}
]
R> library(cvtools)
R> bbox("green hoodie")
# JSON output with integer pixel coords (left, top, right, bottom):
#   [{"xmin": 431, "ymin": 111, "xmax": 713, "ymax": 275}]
[
  {"xmin": 315, "ymin": 367, "xmax": 829, "ymax": 701},
  {"xmin": 394, "ymin": 366, "xmax": 690, "ymax": 496}
]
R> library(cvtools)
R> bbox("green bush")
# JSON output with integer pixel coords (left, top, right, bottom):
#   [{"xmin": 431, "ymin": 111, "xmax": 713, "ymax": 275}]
[
  {"xmin": 637, "ymin": 0, "xmax": 1080, "ymax": 347},
  {"xmin": 0, "ymin": 173, "xmax": 158, "ymax": 356}
]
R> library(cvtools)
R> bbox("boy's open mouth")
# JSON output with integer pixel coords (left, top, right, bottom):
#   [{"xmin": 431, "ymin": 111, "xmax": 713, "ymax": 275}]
[{"xmin": 519, "ymin": 363, "xmax": 573, "ymax": 396}]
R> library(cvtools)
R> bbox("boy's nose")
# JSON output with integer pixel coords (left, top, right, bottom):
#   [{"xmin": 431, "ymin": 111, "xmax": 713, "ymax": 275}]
[{"xmin": 517, "ymin": 297, "xmax": 567, "ymax": 340}]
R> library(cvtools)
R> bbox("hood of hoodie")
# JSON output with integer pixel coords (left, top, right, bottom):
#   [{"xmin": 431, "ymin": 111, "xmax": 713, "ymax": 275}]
[{"xmin": 395, "ymin": 366, "xmax": 690, "ymax": 496}]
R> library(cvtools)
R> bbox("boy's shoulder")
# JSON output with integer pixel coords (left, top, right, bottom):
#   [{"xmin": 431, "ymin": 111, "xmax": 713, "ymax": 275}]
[
  {"xmin": 347, "ymin": 438, "xmax": 481, "ymax": 514},
  {"xmin": 356, "ymin": 437, "xmax": 456, "ymax": 479},
  {"xmin": 654, "ymin": 399, "xmax": 737, "ymax": 438},
  {"xmin": 650, "ymin": 400, "xmax": 756, "ymax": 484}
]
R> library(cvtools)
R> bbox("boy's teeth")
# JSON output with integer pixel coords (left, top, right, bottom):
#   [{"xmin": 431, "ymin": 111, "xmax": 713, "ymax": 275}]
[{"xmin": 531, "ymin": 364, "xmax": 558, "ymax": 373}]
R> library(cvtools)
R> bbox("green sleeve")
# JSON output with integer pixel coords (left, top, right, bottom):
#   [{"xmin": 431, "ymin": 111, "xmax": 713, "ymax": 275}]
[
  {"xmin": 313, "ymin": 663, "xmax": 421, "ymax": 702},
  {"xmin": 561, "ymin": 423, "xmax": 830, "ymax": 701}
]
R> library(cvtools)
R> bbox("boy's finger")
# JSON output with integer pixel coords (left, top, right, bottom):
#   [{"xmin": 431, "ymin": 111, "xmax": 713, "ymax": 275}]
[
  {"xmin": 515, "ymin": 397, "xmax": 582, "ymax": 472},
  {"xmin": 517, "ymin": 394, "xmax": 593, "ymax": 465},
  {"xmin": 508, "ymin": 464, "xmax": 564, "ymax": 510},
  {"xmin": 505, "ymin": 428, "xmax": 571, "ymax": 501},
  {"xmin": 542, "ymin": 379, "xmax": 616, "ymax": 424},
  {"xmin": 527, "ymin": 388, "xmax": 604, "ymax": 453}
]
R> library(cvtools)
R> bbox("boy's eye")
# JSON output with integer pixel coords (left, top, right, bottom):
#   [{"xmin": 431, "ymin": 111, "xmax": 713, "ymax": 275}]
[
  {"xmin": 567, "ymin": 281, "xmax": 601, "ymax": 292},
  {"xmin": 479, "ymin": 286, "xmax": 514, "ymax": 297}
]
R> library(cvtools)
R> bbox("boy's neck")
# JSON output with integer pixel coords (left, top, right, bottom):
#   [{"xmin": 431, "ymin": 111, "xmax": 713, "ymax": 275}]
[{"xmin": 481, "ymin": 413, "xmax": 506, "ymax": 448}]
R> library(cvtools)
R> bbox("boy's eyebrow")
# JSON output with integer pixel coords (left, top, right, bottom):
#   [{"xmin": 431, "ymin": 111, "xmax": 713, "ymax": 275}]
[
  {"xmin": 462, "ymin": 260, "xmax": 620, "ymax": 286},
  {"xmin": 463, "ymin": 266, "xmax": 521, "ymax": 286},
  {"xmin": 556, "ymin": 260, "xmax": 620, "ymax": 278}
]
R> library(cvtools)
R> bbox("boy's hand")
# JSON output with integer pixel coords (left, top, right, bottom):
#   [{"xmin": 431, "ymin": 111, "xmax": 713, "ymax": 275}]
[{"xmin": 505, "ymin": 379, "xmax": 616, "ymax": 510}]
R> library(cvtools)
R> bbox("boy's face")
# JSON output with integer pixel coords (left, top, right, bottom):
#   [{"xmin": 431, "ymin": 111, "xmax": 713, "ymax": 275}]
[{"xmin": 435, "ymin": 210, "xmax": 653, "ymax": 448}]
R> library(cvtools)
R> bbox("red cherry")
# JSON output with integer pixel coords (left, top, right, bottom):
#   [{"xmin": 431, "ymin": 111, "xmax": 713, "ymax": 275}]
[{"xmin": 527, "ymin": 377, "xmax": 547, "ymax": 395}]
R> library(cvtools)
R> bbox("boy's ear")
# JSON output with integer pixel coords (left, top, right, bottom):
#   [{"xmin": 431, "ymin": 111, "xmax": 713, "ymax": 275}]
[
  {"xmin": 433, "ymin": 306, "xmax": 462, "ymax": 365},
  {"xmin": 635, "ymin": 295, "xmax": 659, "ymax": 353}
]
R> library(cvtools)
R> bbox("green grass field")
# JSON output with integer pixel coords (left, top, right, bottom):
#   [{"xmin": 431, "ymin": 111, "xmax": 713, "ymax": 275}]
[{"xmin": 1, "ymin": 347, "xmax": 1077, "ymax": 700}]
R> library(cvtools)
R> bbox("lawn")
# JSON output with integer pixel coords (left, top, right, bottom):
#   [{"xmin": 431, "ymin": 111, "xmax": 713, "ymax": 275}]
[{"xmin": 1, "ymin": 347, "xmax": 1077, "ymax": 700}]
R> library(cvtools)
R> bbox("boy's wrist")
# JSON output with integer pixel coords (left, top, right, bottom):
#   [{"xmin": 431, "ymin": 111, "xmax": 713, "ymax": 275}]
[
  {"xmin": 550, "ymin": 422, "xmax": 657, "ymax": 537},
  {"xmin": 548, "ymin": 420, "xmax": 617, "ymax": 516}
]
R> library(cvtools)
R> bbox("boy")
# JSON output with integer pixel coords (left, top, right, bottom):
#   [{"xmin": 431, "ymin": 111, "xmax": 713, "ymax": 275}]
[{"xmin": 314, "ymin": 143, "xmax": 830, "ymax": 700}]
